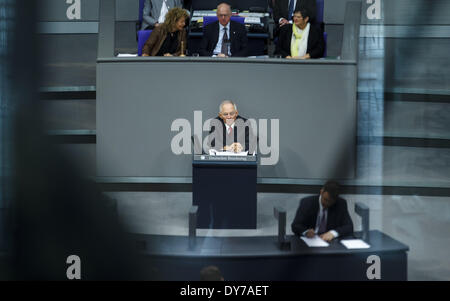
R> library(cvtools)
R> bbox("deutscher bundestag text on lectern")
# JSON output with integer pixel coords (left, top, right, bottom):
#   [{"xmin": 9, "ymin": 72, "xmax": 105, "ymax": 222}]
[{"xmin": 193, "ymin": 155, "xmax": 257, "ymax": 229}]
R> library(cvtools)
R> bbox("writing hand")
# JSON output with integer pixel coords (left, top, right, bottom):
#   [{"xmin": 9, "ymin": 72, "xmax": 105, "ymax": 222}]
[
  {"xmin": 320, "ymin": 231, "xmax": 335, "ymax": 242},
  {"xmin": 305, "ymin": 229, "xmax": 315, "ymax": 238}
]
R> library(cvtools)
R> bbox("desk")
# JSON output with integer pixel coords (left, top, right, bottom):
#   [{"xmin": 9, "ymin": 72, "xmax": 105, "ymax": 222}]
[{"xmin": 134, "ymin": 230, "xmax": 409, "ymax": 280}]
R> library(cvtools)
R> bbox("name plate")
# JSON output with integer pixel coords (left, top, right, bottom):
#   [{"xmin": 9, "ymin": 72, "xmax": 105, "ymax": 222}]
[{"xmin": 194, "ymin": 155, "xmax": 257, "ymax": 162}]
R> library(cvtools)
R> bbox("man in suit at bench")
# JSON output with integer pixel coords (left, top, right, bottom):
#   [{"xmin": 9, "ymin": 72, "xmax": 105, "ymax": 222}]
[{"xmin": 291, "ymin": 181, "xmax": 353, "ymax": 242}]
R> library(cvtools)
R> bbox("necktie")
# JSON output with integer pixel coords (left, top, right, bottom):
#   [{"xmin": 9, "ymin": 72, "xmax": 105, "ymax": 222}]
[
  {"xmin": 288, "ymin": 0, "xmax": 295, "ymax": 21},
  {"xmin": 318, "ymin": 209, "xmax": 327, "ymax": 234},
  {"xmin": 221, "ymin": 27, "xmax": 229, "ymax": 55},
  {"xmin": 228, "ymin": 126, "xmax": 232, "ymax": 135}
]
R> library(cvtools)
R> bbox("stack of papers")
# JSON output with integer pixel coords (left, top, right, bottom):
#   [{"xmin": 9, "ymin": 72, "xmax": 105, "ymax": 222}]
[
  {"xmin": 116, "ymin": 53, "xmax": 137, "ymax": 57},
  {"xmin": 244, "ymin": 17, "xmax": 262, "ymax": 24},
  {"xmin": 215, "ymin": 151, "xmax": 248, "ymax": 156},
  {"xmin": 301, "ymin": 236, "xmax": 329, "ymax": 247},
  {"xmin": 209, "ymin": 150, "xmax": 248, "ymax": 156},
  {"xmin": 340, "ymin": 239, "xmax": 371, "ymax": 249}
]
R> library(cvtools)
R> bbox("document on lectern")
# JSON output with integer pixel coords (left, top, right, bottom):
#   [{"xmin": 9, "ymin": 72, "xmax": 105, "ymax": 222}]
[
  {"xmin": 209, "ymin": 150, "xmax": 248, "ymax": 156},
  {"xmin": 301, "ymin": 236, "xmax": 330, "ymax": 247}
]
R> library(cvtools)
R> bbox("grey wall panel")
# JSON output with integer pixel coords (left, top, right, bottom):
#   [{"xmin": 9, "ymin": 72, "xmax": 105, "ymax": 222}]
[
  {"xmin": 39, "ymin": 34, "xmax": 98, "ymax": 87},
  {"xmin": 325, "ymin": 0, "xmax": 450, "ymax": 25},
  {"xmin": 38, "ymin": 0, "xmax": 138, "ymax": 21},
  {"xmin": 116, "ymin": 0, "xmax": 139, "ymax": 21},
  {"xmin": 97, "ymin": 59, "xmax": 357, "ymax": 180},
  {"xmin": 383, "ymin": 38, "xmax": 450, "ymax": 93},
  {"xmin": 37, "ymin": 21, "xmax": 99, "ymax": 34},
  {"xmin": 324, "ymin": 25, "xmax": 344, "ymax": 57}
]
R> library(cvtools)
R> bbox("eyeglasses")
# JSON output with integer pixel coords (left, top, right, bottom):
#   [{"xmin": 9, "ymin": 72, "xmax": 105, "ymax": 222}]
[
  {"xmin": 221, "ymin": 111, "xmax": 236, "ymax": 117},
  {"xmin": 218, "ymin": 14, "xmax": 231, "ymax": 18}
]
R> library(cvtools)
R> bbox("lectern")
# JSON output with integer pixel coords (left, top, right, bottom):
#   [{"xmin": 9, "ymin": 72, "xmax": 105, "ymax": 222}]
[{"xmin": 192, "ymin": 155, "xmax": 257, "ymax": 229}]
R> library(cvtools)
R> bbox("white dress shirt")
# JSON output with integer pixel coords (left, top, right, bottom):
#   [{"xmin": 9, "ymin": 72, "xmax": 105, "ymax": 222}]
[
  {"xmin": 213, "ymin": 22, "xmax": 231, "ymax": 56},
  {"xmin": 302, "ymin": 195, "xmax": 339, "ymax": 238},
  {"xmin": 279, "ymin": 0, "xmax": 297, "ymax": 23},
  {"xmin": 158, "ymin": 0, "xmax": 169, "ymax": 24},
  {"xmin": 225, "ymin": 123, "xmax": 235, "ymax": 134}
]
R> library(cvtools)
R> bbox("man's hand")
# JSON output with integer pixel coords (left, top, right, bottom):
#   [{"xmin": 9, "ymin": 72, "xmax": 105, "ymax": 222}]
[
  {"xmin": 217, "ymin": 53, "xmax": 228, "ymax": 58},
  {"xmin": 279, "ymin": 18, "xmax": 289, "ymax": 27},
  {"xmin": 154, "ymin": 23, "xmax": 161, "ymax": 27},
  {"xmin": 305, "ymin": 229, "xmax": 315, "ymax": 238},
  {"xmin": 142, "ymin": 53, "xmax": 150, "ymax": 57},
  {"xmin": 320, "ymin": 231, "xmax": 335, "ymax": 242},
  {"xmin": 163, "ymin": 53, "xmax": 173, "ymax": 57},
  {"xmin": 224, "ymin": 143, "xmax": 243, "ymax": 153},
  {"xmin": 230, "ymin": 143, "xmax": 243, "ymax": 153}
]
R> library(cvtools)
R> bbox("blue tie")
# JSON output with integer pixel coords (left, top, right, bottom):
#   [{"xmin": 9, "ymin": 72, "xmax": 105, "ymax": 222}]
[
  {"xmin": 318, "ymin": 209, "xmax": 327, "ymax": 234},
  {"xmin": 288, "ymin": 0, "xmax": 295, "ymax": 21}
]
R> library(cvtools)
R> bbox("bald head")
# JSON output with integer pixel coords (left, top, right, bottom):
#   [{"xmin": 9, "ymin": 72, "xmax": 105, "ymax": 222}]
[{"xmin": 216, "ymin": 3, "xmax": 232, "ymax": 26}]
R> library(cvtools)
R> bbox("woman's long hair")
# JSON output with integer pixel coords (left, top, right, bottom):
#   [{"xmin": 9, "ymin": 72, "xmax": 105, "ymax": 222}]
[{"xmin": 163, "ymin": 7, "xmax": 189, "ymax": 32}]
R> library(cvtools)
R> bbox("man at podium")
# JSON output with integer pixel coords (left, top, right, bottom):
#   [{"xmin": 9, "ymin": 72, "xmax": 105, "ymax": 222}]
[{"xmin": 207, "ymin": 100, "xmax": 254, "ymax": 153}]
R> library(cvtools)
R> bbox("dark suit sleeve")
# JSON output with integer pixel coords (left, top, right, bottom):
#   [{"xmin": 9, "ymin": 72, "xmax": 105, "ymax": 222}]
[
  {"xmin": 291, "ymin": 198, "xmax": 311, "ymax": 235},
  {"xmin": 199, "ymin": 26, "xmax": 213, "ymax": 56},
  {"xmin": 275, "ymin": 26, "xmax": 291, "ymax": 58},
  {"xmin": 307, "ymin": 25, "xmax": 324, "ymax": 58},
  {"xmin": 245, "ymin": 125, "xmax": 249, "ymax": 152},
  {"xmin": 334, "ymin": 200, "xmax": 354, "ymax": 237},
  {"xmin": 232, "ymin": 24, "xmax": 248, "ymax": 57},
  {"xmin": 304, "ymin": 0, "xmax": 317, "ymax": 24},
  {"xmin": 273, "ymin": 0, "xmax": 283, "ymax": 24}
]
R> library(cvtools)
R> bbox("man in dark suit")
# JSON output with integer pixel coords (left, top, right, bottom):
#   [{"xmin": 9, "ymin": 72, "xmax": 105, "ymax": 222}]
[
  {"xmin": 208, "ymin": 100, "xmax": 255, "ymax": 153},
  {"xmin": 291, "ymin": 181, "xmax": 353, "ymax": 242},
  {"xmin": 273, "ymin": 0, "xmax": 317, "ymax": 28},
  {"xmin": 199, "ymin": 3, "xmax": 248, "ymax": 57}
]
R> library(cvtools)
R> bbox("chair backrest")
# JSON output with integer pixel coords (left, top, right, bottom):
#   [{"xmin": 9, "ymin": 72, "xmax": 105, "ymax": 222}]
[
  {"xmin": 323, "ymin": 31, "xmax": 327, "ymax": 58},
  {"xmin": 137, "ymin": 30, "xmax": 153, "ymax": 56},
  {"xmin": 316, "ymin": 0, "xmax": 324, "ymax": 24},
  {"xmin": 139, "ymin": 0, "xmax": 145, "ymax": 22},
  {"xmin": 203, "ymin": 16, "xmax": 245, "ymax": 28}
]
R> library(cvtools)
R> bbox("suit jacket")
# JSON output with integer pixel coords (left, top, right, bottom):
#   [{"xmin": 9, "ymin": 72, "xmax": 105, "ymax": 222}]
[
  {"xmin": 142, "ymin": 26, "xmax": 187, "ymax": 56},
  {"xmin": 141, "ymin": 0, "xmax": 183, "ymax": 30},
  {"xmin": 199, "ymin": 20, "xmax": 248, "ymax": 57},
  {"xmin": 208, "ymin": 116, "xmax": 254, "ymax": 152},
  {"xmin": 291, "ymin": 195, "xmax": 354, "ymax": 237},
  {"xmin": 273, "ymin": 0, "xmax": 317, "ymax": 25},
  {"xmin": 275, "ymin": 22, "xmax": 324, "ymax": 58}
]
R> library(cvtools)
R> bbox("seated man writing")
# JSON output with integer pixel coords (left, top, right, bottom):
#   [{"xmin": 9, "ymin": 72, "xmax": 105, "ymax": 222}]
[
  {"xmin": 291, "ymin": 181, "xmax": 353, "ymax": 242},
  {"xmin": 207, "ymin": 100, "xmax": 254, "ymax": 153},
  {"xmin": 199, "ymin": 3, "xmax": 248, "ymax": 57}
]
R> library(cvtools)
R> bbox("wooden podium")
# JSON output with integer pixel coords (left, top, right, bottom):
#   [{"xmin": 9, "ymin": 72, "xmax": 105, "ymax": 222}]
[{"xmin": 192, "ymin": 155, "xmax": 257, "ymax": 229}]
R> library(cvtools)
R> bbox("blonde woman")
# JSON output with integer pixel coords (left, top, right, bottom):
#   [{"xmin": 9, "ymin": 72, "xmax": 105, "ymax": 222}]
[{"xmin": 142, "ymin": 7, "xmax": 188, "ymax": 56}]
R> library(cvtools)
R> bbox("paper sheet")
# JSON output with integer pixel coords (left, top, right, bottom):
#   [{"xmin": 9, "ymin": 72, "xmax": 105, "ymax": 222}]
[
  {"xmin": 340, "ymin": 239, "xmax": 371, "ymax": 249},
  {"xmin": 117, "ymin": 53, "xmax": 138, "ymax": 57},
  {"xmin": 244, "ymin": 17, "xmax": 261, "ymax": 24},
  {"xmin": 301, "ymin": 236, "xmax": 329, "ymax": 247},
  {"xmin": 210, "ymin": 150, "xmax": 248, "ymax": 156}
]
